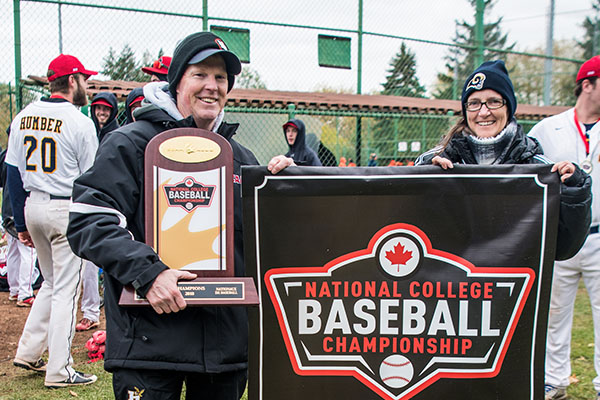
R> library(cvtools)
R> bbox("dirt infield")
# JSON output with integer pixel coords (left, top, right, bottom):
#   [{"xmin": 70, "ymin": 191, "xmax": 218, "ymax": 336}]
[{"xmin": 0, "ymin": 292, "xmax": 105, "ymax": 380}]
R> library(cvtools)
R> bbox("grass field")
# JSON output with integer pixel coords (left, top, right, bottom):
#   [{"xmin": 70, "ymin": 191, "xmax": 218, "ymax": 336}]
[{"xmin": 0, "ymin": 283, "xmax": 595, "ymax": 400}]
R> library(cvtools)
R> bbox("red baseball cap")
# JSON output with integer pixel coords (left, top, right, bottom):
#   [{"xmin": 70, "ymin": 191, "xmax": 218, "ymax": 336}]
[
  {"xmin": 283, "ymin": 122, "xmax": 298, "ymax": 130},
  {"xmin": 128, "ymin": 95, "xmax": 145, "ymax": 107},
  {"xmin": 577, "ymin": 55, "xmax": 600, "ymax": 81},
  {"xmin": 142, "ymin": 56, "xmax": 172, "ymax": 76},
  {"xmin": 91, "ymin": 99, "xmax": 112, "ymax": 108},
  {"xmin": 47, "ymin": 54, "xmax": 97, "ymax": 82}
]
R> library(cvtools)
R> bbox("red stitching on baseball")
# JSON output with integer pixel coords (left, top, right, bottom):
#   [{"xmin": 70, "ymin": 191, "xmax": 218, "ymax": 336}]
[
  {"xmin": 382, "ymin": 376, "xmax": 410, "ymax": 382},
  {"xmin": 382, "ymin": 360, "xmax": 410, "ymax": 367}
]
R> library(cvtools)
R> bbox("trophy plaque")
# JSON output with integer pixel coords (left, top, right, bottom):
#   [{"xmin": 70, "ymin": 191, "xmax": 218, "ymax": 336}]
[{"xmin": 119, "ymin": 127, "xmax": 258, "ymax": 306}]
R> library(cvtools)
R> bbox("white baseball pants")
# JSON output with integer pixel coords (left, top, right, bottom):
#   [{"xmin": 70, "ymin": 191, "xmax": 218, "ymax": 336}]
[
  {"xmin": 6, "ymin": 234, "xmax": 38, "ymax": 300},
  {"xmin": 81, "ymin": 260, "xmax": 100, "ymax": 322},
  {"xmin": 15, "ymin": 191, "xmax": 84, "ymax": 383},
  {"xmin": 545, "ymin": 232, "xmax": 600, "ymax": 392}
]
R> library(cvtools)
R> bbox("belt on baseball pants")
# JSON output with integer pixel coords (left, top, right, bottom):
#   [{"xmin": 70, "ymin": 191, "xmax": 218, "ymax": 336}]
[
  {"xmin": 26, "ymin": 192, "xmax": 70, "ymax": 201},
  {"xmin": 49, "ymin": 195, "xmax": 71, "ymax": 200},
  {"xmin": 591, "ymin": 225, "xmax": 599, "ymax": 235}
]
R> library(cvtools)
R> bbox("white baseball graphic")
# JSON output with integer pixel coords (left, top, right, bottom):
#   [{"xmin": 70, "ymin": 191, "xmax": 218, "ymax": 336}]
[{"xmin": 379, "ymin": 354, "xmax": 414, "ymax": 388}]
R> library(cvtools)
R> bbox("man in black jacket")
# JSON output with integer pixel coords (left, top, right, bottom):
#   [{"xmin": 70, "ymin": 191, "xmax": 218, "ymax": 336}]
[{"xmin": 67, "ymin": 32, "xmax": 293, "ymax": 400}]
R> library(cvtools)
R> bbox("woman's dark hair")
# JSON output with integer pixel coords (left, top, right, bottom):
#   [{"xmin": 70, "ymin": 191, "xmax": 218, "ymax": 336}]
[{"xmin": 437, "ymin": 116, "xmax": 475, "ymax": 152}]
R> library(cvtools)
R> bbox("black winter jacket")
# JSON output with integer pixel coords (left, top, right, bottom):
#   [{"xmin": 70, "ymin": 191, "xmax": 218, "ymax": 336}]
[
  {"xmin": 67, "ymin": 104, "xmax": 258, "ymax": 373},
  {"xmin": 416, "ymin": 124, "xmax": 592, "ymax": 261}
]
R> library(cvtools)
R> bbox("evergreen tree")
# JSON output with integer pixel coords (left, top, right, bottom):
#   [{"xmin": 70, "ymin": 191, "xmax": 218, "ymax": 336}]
[
  {"xmin": 579, "ymin": 0, "xmax": 600, "ymax": 60},
  {"xmin": 432, "ymin": 0, "xmax": 514, "ymax": 100},
  {"xmin": 371, "ymin": 43, "xmax": 428, "ymax": 164},
  {"xmin": 101, "ymin": 44, "xmax": 149, "ymax": 82},
  {"xmin": 381, "ymin": 43, "xmax": 425, "ymax": 97}
]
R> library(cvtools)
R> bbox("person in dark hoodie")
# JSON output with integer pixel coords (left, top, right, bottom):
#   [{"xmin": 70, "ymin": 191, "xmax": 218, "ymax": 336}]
[
  {"xmin": 76, "ymin": 92, "xmax": 121, "ymax": 332},
  {"xmin": 90, "ymin": 92, "xmax": 119, "ymax": 143},
  {"xmin": 283, "ymin": 119, "xmax": 322, "ymax": 166},
  {"xmin": 415, "ymin": 60, "xmax": 592, "ymax": 262},
  {"xmin": 67, "ymin": 31, "xmax": 294, "ymax": 399},
  {"xmin": 125, "ymin": 87, "xmax": 144, "ymax": 124}
]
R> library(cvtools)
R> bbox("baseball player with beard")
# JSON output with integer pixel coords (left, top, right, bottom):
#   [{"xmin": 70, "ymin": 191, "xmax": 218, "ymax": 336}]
[{"xmin": 6, "ymin": 54, "xmax": 98, "ymax": 388}]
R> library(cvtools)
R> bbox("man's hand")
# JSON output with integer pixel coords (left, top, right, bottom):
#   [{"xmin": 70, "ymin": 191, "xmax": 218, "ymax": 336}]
[
  {"xmin": 267, "ymin": 155, "xmax": 295, "ymax": 174},
  {"xmin": 551, "ymin": 161, "xmax": 576, "ymax": 182},
  {"xmin": 431, "ymin": 156, "xmax": 454, "ymax": 170},
  {"xmin": 145, "ymin": 269, "xmax": 197, "ymax": 314},
  {"xmin": 18, "ymin": 231, "xmax": 34, "ymax": 248}
]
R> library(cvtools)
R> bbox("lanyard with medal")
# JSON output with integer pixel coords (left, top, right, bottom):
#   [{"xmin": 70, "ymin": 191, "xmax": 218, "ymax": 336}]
[{"xmin": 574, "ymin": 109, "xmax": 596, "ymax": 173}]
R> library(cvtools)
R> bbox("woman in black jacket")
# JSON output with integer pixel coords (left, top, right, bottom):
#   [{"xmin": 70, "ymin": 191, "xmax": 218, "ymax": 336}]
[{"xmin": 416, "ymin": 60, "xmax": 592, "ymax": 261}]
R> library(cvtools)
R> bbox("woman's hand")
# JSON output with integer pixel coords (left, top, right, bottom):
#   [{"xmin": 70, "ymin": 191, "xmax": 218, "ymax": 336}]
[
  {"xmin": 431, "ymin": 156, "xmax": 454, "ymax": 170},
  {"xmin": 551, "ymin": 161, "xmax": 576, "ymax": 182}
]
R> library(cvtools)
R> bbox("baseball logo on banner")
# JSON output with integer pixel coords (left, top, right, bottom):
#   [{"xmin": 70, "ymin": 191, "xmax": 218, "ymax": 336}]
[{"xmin": 265, "ymin": 223, "xmax": 533, "ymax": 400}]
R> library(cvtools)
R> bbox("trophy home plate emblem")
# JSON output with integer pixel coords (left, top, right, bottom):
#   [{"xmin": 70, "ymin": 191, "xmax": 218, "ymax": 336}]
[
  {"xmin": 264, "ymin": 223, "xmax": 535, "ymax": 400},
  {"xmin": 163, "ymin": 176, "xmax": 216, "ymax": 212}
]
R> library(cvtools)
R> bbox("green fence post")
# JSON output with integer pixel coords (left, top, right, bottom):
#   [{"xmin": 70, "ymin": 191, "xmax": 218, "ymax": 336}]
[
  {"xmin": 421, "ymin": 118, "xmax": 427, "ymax": 157},
  {"xmin": 475, "ymin": 0, "xmax": 484, "ymax": 68},
  {"xmin": 202, "ymin": 0, "xmax": 208, "ymax": 31},
  {"xmin": 355, "ymin": 0, "xmax": 363, "ymax": 165},
  {"xmin": 13, "ymin": 0, "xmax": 22, "ymax": 112},
  {"xmin": 287, "ymin": 103, "xmax": 296, "ymax": 120},
  {"xmin": 9, "ymin": 83, "xmax": 14, "ymax": 122}
]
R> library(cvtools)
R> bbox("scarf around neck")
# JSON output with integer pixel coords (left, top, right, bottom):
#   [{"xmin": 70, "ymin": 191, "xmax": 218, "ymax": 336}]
[{"xmin": 465, "ymin": 120, "xmax": 518, "ymax": 164}]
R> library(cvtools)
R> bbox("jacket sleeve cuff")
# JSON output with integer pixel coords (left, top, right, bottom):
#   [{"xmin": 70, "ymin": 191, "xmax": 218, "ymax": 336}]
[{"xmin": 132, "ymin": 262, "xmax": 169, "ymax": 298}]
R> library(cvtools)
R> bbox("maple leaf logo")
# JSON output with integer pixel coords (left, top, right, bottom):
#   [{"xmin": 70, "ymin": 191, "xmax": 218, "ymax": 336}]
[{"xmin": 385, "ymin": 242, "xmax": 413, "ymax": 272}]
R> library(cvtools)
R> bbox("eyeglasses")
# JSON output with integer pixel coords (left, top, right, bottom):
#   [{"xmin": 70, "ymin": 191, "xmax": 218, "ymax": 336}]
[
  {"xmin": 152, "ymin": 57, "xmax": 169, "ymax": 70},
  {"xmin": 464, "ymin": 98, "xmax": 506, "ymax": 112}
]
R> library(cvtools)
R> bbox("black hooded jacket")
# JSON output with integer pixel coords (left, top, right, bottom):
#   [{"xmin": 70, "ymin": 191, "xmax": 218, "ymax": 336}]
[
  {"xmin": 125, "ymin": 87, "xmax": 144, "ymax": 125},
  {"xmin": 416, "ymin": 123, "xmax": 592, "ymax": 261},
  {"xmin": 284, "ymin": 119, "xmax": 322, "ymax": 166},
  {"xmin": 67, "ymin": 103, "xmax": 258, "ymax": 373},
  {"xmin": 90, "ymin": 92, "xmax": 120, "ymax": 143}
]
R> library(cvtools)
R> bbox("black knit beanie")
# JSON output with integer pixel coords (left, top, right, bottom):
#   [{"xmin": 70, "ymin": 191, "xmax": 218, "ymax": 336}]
[
  {"xmin": 461, "ymin": 60, "xmax": 517, "ymax": 121},
  {"xmin": 168, "ymin": 32, "xmax": 242, "ymax": 99}
]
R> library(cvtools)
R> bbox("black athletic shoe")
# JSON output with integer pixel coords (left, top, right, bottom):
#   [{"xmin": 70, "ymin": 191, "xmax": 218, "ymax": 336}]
[
  {"xmin": 13, "ymin": 357, "xmax": 46, "ymax": 372},
  {"xmin": 45, "ymin": 371, "xmax": 97, "ymax": 388}
]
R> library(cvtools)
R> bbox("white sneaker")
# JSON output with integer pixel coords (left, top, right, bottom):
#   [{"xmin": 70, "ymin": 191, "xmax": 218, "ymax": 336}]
[
  {"xmin": 544, "ymin": 384, "xmax": 567, "ymax": 400},
  {"xmin": 45, "ymin": 371, "xmax": 97, "ymax": 389}
]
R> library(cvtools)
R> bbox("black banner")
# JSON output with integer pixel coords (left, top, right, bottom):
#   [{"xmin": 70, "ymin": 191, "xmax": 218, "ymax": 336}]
[{"xmin": 242, "ymin": 165, "xmax": 560, "ymax": 400}]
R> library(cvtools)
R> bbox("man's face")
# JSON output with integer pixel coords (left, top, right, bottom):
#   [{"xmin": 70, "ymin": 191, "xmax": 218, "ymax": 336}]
[
  {"xmin": 72, "ymin": 74, "xmax": 88, "ymax": 107},
  {"xmin": 175, "ymin": 54, "xmax": 228, "ymax": 130},
  {"xmin": 150, "ymin": 74, "xmax": 161, "ymax": 82},
  {"xmin": 285, "ymin": 126, "xmax": 298, "ymax": 146},
  {"xmin": 94, "ymin": 104, "xmax": 112, "ymax": 127},
  {"xmin": 130, "ymin": 101, "xmax": 142, "ymax": 121}
]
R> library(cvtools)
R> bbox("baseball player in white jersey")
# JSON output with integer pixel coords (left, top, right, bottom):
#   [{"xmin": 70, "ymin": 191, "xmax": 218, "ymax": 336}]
[
  {"xmin": 6, "ymin": 54, "xmax": 99, "ymax": 388},
  {"xmin": 529, "ymin": 55, "xmax": 600, "ymax": 400}
]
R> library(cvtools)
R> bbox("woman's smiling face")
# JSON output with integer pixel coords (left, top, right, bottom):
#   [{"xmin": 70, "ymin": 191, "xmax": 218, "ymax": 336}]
[{"xmin": 465, "ymin": 89, "xmax": 508, "ymax": 138}]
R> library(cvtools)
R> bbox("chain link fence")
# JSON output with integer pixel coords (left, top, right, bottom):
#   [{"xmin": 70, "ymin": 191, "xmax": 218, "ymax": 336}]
[{"xmin": 0, "ymin": 0, "xmax": 588, "ymax": 164}]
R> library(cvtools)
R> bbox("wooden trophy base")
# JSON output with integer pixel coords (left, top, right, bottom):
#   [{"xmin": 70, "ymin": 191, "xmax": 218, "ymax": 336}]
[{"xmin": 119, "ymin": 277, "xmax": 259, "ymax": 306}]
